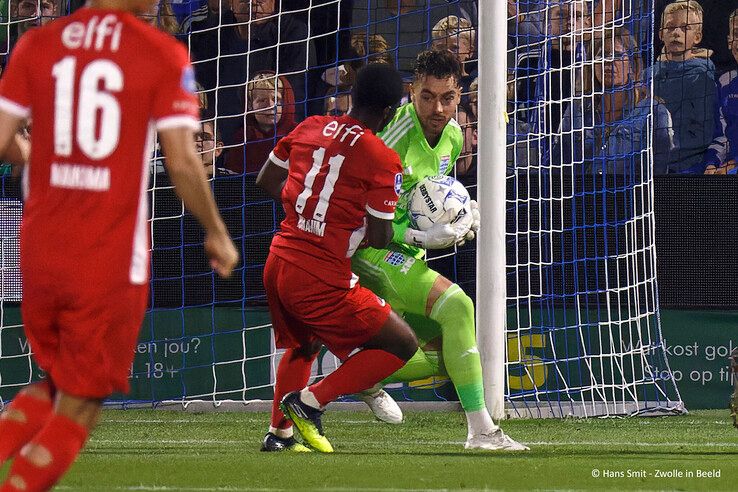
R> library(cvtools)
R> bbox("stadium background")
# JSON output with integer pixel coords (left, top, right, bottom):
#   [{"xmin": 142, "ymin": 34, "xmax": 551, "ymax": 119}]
[{"xmin": 0, "ymin": 0, "xmax": 735, "ymax": 411}]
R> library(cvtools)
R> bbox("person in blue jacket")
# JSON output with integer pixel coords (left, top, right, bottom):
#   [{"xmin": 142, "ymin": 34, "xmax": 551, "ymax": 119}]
[
  {"xmin": 643, "ymin": 0, "xmax": 715, "ymax": 173},
  {"xmin": 556, "ymin": 29, "xmax": 677, "ymax": 175},
  {"xmin": 704, "ymin": 8, "xmax": 738, "ymax": 175}
]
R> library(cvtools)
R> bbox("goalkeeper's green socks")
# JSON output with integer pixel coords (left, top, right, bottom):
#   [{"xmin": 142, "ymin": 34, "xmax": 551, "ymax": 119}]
[
  {"xmin": 428, "ymin": 284, "xmax": 487, "ymax": 414},
  {"xmin": 381, "ymin": 348, "xmax": 440, "ymax": 384}
]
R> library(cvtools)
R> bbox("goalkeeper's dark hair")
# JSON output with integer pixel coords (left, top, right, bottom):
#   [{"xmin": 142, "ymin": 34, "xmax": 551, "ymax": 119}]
[
  {"xmin": 413, "ymin": 49, "xmax": 462, "ymax": 85},
  {"xmin": 352, "ymin": 63, "xmax": 404, "ymax": 113}
]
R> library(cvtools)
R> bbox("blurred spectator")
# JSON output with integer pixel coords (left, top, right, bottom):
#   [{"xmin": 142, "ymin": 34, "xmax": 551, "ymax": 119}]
[
  {"xmin": 351, "ymin": 0, "xmax": 457, "ymax": 72},
  {"xmin": 190, "ymin": 0, "xmax": 315, "ymax": 141},
  {"xmin": 431, "ymin": 15, "xmax": 475, "ymax": 78},
  {"xmin": 194, "ymin": 81, "xmax": 209, "ymax": 111},
  {"xmin": 198, "ymin": 112, "xmax": 226, "ymax": 176},
  {"xmin": 9, "ymin": 0, "xmax": 56, "ymax": 49},
  {"xmin": 705, "ymin": 8, "xmax": 738, "ymax": 174},
  {"xmin": 322, "ymin": 32, "xmax": 392, "ymax": 88},
  {"xmin": 645, "ymin": 0, "xmax": 715, "ymax": 173},
  {"xmin": 138, "ymin": 0, "xmax": 180, "ymax": 35},
  {"xmin": 513, "ymin": 0, "xmax": 623, "ymax": 137},
  {"xmin": 323, "ymin": 88, "xmax": 351, "ymax": 116},
  {"xmin": 556, "ymin": 30, "xmax": 677, "ymax": 174},
  {"xmin": 225, "ymin": 72, "xmax": 297, "ymax": 174},
  {"xmin": 503, "ymin": 71, "xmax": 538, "ymax": 171}
]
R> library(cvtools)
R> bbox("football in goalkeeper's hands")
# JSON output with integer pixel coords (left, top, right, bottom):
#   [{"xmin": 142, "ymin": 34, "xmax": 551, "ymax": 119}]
[{"xmin": 407, "ymin": 175, "xmax": 473, "ymax": 234}]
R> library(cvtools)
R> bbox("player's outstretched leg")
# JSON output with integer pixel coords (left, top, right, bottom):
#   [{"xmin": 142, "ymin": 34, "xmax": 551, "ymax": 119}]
[
  {"xmin": 0, "ymin": 392, "xmax": 96, "ymax": 492},
  {"xmin": 0, "ymin": 381, "xmax": 54, "ymax": 465},
  {"xmin": 281, "ymin": 311, "xmax": 418, "ymax": 452},
  {"xmin": 428, "ymin": 279, "xmax": 528, "ymax": 451},
  {"xmin": 262, "ymin": 346, "xmax": 317, "ymax": 452}
]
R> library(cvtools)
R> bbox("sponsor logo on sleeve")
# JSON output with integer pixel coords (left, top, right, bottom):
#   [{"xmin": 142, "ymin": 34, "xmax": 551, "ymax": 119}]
[
  {"xmin": 181, "ymin": 66, "xmax": 197, "ymax": 94},
  {"xmin": 394, "ymin": 172, "xmax": 403, "ymax": 196}
]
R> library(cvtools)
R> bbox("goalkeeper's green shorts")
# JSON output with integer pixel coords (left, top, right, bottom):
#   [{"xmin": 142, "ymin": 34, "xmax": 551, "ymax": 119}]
[{"xmin": 352, "ymin": 245, "xmax": 442, "ymax": 344}]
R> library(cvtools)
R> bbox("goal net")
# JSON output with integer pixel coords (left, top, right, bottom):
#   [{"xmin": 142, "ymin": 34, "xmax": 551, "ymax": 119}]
[
  {"xmin": 0, "ymin": 0, "xmax": 684, "ymax": 418},
  {"xmin": 502, "ymin": 0, "xmax": 683, "ymax": 417}
]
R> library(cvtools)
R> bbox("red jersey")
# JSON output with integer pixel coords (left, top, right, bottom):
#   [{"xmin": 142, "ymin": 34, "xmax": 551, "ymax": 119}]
[
  {"xmin": 0, "ymin": 8, "xmax": 199, "ymax": 286},
  {"xmin": 269, "ymin": 115, "xmax": 403, "ymax": 288}
]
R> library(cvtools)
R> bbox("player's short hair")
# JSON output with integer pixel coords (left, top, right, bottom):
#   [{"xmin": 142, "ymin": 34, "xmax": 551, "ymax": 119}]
[
  {"xmin": 661, "ymin": 0, "xmax": 703, "ymax": 31},
  {"xmin": 352, "ymin": 63, "xmax": 403, "ymax": 112},
  {"xmin": 413, "ymin": 50, "xmax": 462, "ymax": 85},
  {"xmin": 432, "ymin": 15, "xmax": 475, "ymax": 48}
]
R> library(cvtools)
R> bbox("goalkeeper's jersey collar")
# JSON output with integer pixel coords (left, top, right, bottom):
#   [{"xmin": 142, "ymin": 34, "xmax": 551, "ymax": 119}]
[{"xmin": 382, "ymin": 103, "xmax": 460, "ymax": 153}]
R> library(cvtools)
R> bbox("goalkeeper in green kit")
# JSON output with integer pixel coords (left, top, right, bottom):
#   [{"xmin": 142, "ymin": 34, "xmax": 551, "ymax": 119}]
[{"xmin": 352, "ymin": 50, "xmax": 527, "ymax": 451}]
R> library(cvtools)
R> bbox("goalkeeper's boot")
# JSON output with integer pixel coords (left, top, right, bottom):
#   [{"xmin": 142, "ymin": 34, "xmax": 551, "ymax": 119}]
[
  {"xmin": 359, "ymin": 387, "xmax": 403, "ymax": 424},
  {"xmin": 260, "ymin": 432, "xmax": 311, "ymax": 452},
  {"xmin": 465, "ymin": 428, "xmax": 530, "ymax": 451},
  {"xmin": 280, "ymin": 392, "xmax": 334, "ymax": 453}
]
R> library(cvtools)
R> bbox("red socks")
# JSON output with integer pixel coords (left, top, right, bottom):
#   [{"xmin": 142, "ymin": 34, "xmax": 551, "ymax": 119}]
[
  {"xmin": 309, "ymin": 349, "xmax": 404, "ymax": 406},
  {"xmin": 271, "ymin": 349, "xmax": 316, "ymax": 430},
  {"xmin": 0, "ymin": 386, "xmax": 53, "ymax": 464},
  {"xmin": 1, "ymin": 414, "xmax": 88, "ymax": 492}
]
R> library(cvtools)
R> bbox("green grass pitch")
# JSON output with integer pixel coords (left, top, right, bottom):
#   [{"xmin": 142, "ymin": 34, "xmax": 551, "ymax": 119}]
[{"xmin": 2, "ymin": 409, "xmax": 735, "ymax": 491}]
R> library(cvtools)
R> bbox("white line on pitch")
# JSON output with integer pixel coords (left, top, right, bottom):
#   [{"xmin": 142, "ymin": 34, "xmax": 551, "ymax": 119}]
[{"xmin": 86, "ymin": 439, "xmax": 738, "ymax": 448}]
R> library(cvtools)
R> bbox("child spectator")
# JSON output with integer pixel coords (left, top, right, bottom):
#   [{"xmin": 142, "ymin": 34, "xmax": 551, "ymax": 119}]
[
  {"xmin": 190, "ymin": 0, "xmax": 315, "ymax": 139},
  {"xmin": 704, "ymin": 8, "xmax": 738, "ymax": 175},
  {"xmin": 225, "ymin": 72, "xmax": 297, "ymax": 175},
  {"xmin": 557, "ymin": 29, "xmax": 676, "ymax": 174},
  {"xmin": 645, "ymin": 0, "xmax": 715, "ymax": 173}
]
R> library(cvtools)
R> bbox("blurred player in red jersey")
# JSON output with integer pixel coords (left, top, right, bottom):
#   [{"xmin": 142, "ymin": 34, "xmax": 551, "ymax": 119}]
[
  {"xmin": 256, "ymin": 63, "xmax": 418, "ymax": 453},
  {"xmin": 0, "ymin": 0, "xmax": 239, "ymax": 489}
]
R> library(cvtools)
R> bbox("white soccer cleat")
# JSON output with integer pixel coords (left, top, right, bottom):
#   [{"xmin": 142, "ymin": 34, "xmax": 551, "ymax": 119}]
[
  {"xmin": 359, "ymin": 389, "xmax": 404, "ymax": 424},
  {"xmin": 465, "ymin": 429, "xmax": 530, "ymax": 451}
]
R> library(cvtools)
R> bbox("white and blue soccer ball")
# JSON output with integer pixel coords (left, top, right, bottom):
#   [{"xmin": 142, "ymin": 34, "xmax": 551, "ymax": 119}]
[{"xmin": 406, "ymin": 175, "xmax": 473, "ymax": 233}]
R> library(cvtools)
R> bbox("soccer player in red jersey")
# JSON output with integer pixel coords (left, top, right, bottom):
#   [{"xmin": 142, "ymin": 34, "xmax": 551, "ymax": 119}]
[
  {"xmin": 256, "ymin": 63, "xmax": 418, "ymax": 453},
  {"xmin": 0, "ymin": 0, "xmax": 239, "ymax": 489}
]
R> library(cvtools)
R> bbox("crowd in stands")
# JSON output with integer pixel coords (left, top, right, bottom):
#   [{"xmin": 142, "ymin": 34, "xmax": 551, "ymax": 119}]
[{"xmin": 4, "ymin": 0, "xmax": 738, "ymax": 178}]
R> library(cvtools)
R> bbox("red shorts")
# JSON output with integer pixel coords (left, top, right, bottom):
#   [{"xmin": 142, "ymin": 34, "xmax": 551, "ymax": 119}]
[
  {"xmin": 264, "ymin": 254, "xmax": 391, "ymax": 360},
  {"xmin": 21, "ymin": 271, "xmax": 148, "ymax": 399}
]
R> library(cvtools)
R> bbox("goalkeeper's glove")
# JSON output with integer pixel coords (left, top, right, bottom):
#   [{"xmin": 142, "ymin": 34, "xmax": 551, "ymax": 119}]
[
  {"xmin": 456, "ymin": 200, "xmax": 481, "ymax": 247},
  {"xmin": 403, "ymin": 210, "xmax": 464, "ymax": 249}
]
